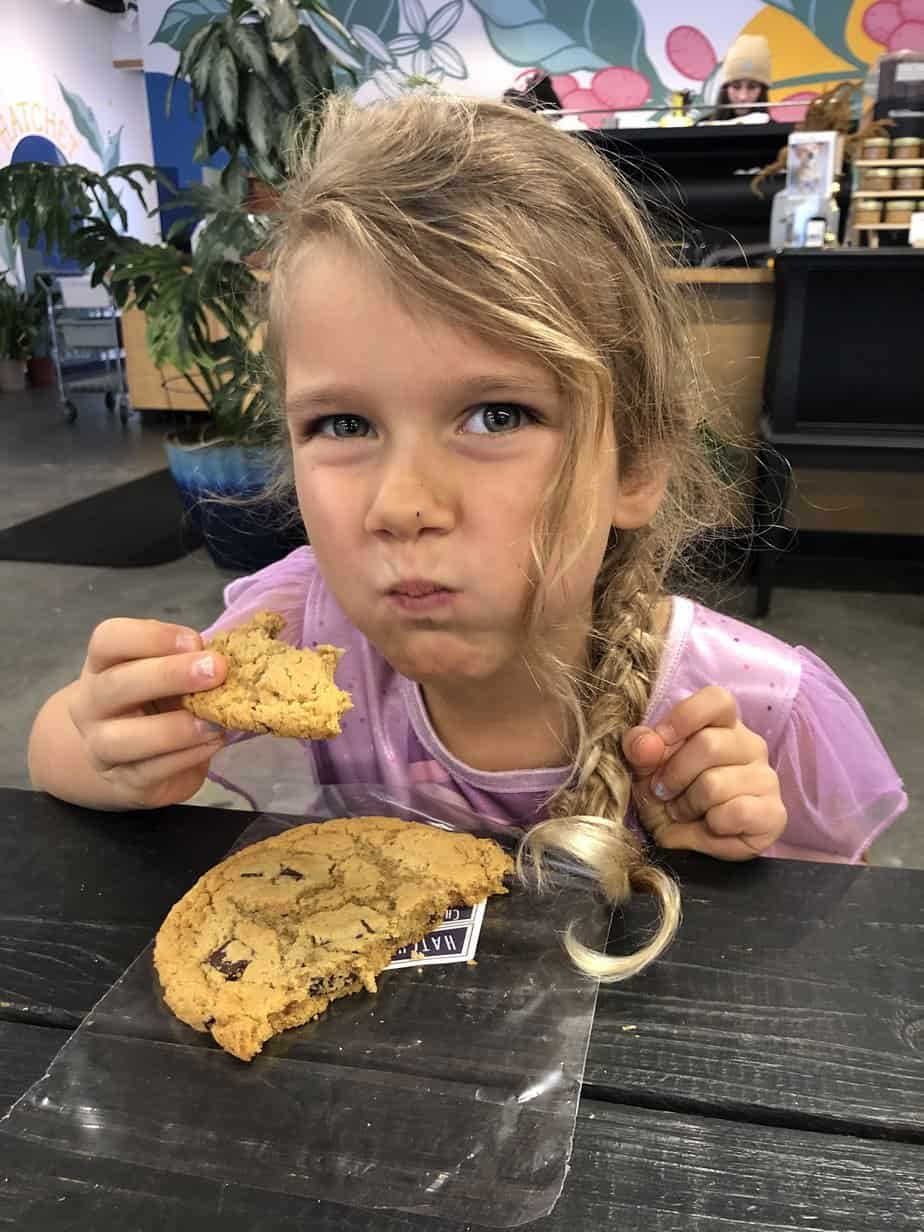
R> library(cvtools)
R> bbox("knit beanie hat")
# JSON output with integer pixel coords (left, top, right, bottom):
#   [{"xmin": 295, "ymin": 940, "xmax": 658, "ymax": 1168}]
[{"xmin": 722, "ymin": 34, "xmax": 772, "ymax": 86}]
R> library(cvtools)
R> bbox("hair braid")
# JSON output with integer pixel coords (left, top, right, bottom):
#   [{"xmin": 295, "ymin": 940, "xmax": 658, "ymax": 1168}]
[{"xmin": 519, "ymin": 538, "xmax": 680, "ymax": 980}]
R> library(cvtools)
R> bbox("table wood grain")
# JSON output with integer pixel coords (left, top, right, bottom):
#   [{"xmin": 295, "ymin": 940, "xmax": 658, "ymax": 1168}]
[
  {"xmin": 0, "ymin": 789, "xmax": 921, "ymax": 1231},
  {"xmin": 592, "ymin": 853, "xmax": 924, "ymax": 1140}
]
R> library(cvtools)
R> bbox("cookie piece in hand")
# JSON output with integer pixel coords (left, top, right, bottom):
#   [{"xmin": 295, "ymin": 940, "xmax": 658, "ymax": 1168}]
[
  {"xmin": 153, "ymin": 816, "xmax": 515, "ymax": 1061},
  {"xmin": 182, "ymin": 610, "xmax": 351, "ymax": 738}
]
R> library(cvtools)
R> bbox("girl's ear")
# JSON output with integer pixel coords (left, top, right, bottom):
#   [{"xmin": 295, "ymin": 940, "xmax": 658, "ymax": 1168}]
[{"xmin": 610, "ymin": 457, "xmax": 669, "ymax": 530}]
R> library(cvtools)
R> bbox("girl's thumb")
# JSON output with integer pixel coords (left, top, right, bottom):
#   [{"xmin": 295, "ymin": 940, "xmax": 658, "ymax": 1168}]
[
  {"xmin": 622, "ymin": 726, "xmax": 665, "ymax": 774},
  {"xmin": 623, "ymin": 727, "xmax": 673, "ymax": 842}
]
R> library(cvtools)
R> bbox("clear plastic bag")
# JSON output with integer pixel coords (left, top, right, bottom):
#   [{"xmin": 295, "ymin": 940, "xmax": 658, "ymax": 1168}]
[{"xmin": 1, "ymin": 783, "xmax": 609, "ymax": 1227}]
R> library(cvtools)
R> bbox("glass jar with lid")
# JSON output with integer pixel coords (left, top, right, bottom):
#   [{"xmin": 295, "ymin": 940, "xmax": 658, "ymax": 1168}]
[
  {"xmin": 895, "ymin": 165, "xmax": 924, "ymax": 191},
  {"xmin": 855, "ymin": 198, "xmax": 883, "ymax": 225},
  {"xmin": 860, "ymin": 136, "xmax": 890, "ymax": 160},
  {"xmin": 884, "ymin": 198, "xmax": 915, "ymax": 224},
  {"xmin": 892, "ymin": 136, "xmax": 922, "ymax": 161},
  {"xmin": 859, "ymin": 165, "xmax": 894, "ymax": 191}
]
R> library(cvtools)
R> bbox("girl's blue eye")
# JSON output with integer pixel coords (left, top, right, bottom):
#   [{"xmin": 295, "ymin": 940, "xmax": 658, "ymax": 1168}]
[
  {"xmin": 304, "ymin": 414, "xmax": 372, "ymax": 439},
  {"xmin": 464, "ymin": 403, "xmax": 534, "ymax": 434},
  {"xmin": 302, "ymin": 402, "xmax": 535, "ymax": 440}
]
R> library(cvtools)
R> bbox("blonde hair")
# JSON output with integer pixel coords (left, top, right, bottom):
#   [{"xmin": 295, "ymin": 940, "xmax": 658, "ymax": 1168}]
[{"xmin": 263, "ymin": 92, "xmax": 745, "ymax": 982}]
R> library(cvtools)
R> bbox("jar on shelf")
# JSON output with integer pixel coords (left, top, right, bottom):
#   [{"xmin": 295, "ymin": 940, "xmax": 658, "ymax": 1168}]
[
  {"xmin": 884, "ymin": 198, "xmax": 915, "ymax": 224},
  {"xmin": 895, "ymin": 165, "xmax": 924, "ymax": 191},
  {"xmin": 854, "ymin": 198, "xmax": 883, "ymax": 225},
  {"xmin": 860, "ymin": 136, "xmax": 890, "ymax": 160},
  {"xmin": 891, "ymin": 136, "xmax": 922, "ymax": 161},
  {"xmin": 859, "ymin": 165, "xmax": 893, "ymax": 191}
]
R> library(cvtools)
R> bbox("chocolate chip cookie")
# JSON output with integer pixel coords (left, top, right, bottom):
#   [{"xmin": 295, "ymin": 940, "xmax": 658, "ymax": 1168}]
[
  {"xmin": 182, "ymin": 609, "xmax": 352, "ymax": 738},
  {"xmin": 153, "ymin": 816, "xmax": 515, "ymax": 1061}
]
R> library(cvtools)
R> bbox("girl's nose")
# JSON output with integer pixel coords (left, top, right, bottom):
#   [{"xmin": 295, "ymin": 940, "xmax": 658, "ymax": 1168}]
[{"xmin": 363, "ymin": 455, "xmax": 456, "ymax": 539}]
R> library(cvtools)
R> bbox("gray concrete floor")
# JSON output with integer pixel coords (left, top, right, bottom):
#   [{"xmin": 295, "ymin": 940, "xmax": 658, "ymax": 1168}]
[{"xmin": 1, "ymin": 387, "xmax": 920, "ymax": 866}]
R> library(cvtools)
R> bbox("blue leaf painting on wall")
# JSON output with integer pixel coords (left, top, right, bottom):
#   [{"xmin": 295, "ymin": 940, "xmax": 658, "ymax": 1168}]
[{"xmin": 469, "ymin": 0, "xmax": 669, "ymax": 104}]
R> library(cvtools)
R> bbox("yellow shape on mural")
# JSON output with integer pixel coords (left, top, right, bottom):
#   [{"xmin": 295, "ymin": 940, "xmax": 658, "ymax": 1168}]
[{"xmin": 741, "ymin": 5, "xmax": 860, "ymax": 104}]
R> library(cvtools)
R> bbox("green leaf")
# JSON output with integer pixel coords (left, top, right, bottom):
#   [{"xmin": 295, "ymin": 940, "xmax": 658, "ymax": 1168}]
[
  {"xmin": 227, "ymin": 21, "xmax": 269, "ymax": 76},
  {"xmin": 204, "ymin": 94, "xmax": 225, "ymax": 149},
  {"xmin": 178, "ymin": 19, "xmax": 218, "ymax": 82},
  {"xmin": 266, "ymin": 0, "xmax": 299, "ymax": 41},
  {"xmin": 244, "ymin": 74, "xmax": 272, "ymax": 155},
  {"xmin": 152, "ymin": 0, "xmax": 230, "ymax": 52},
  {"xmin": 264, "ymin": 61, "xmax": 295, "ymax": 108},
  {"xmin": 193, "ymin": 130, "xmax": 212, "ymax": 162},
  {"xmin": 57, "ymin": 81, "xmax": 106, "ymax": 162},
  {"xmin": 269, "ymin": 37, "xmax": 296, "ymax": 67},
  {"xmin": 210, "ymin": 43, "xmax": 240, "ymax": 128},
  {"xmin": 190, "ymin": 29, "xmax": 218, "ymax": 97},
  {"xmin": 248, "ymin": 150, "xmax": 280, "ymax": 185},
  {"xmin": 296, "ymin": 26, "xmax": 334, "ymax": 96}
]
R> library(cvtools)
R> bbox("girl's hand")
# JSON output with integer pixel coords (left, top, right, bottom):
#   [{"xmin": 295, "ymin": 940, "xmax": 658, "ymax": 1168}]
[
  {"xmin": 68, "ymin": 619, "xmax": 229, "ymax": 810},
  {"xmin": 622, "ymin": 686, "xmax": 787, "ymax": 860}
]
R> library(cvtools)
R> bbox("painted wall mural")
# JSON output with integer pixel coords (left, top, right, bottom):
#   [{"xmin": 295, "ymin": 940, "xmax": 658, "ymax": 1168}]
[
  {"xmin": 1, "ymin": 0, "xmax": 160, "ymax": 284},
  {"xmin": 139, "ymin": 0, "xmax": 922, "ymax": 187}
]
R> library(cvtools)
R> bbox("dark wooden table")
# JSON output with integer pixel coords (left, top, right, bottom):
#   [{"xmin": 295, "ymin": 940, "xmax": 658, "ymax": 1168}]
[{"xmin": 0, "ymin": 786, "xmax": 921, "ymax": 1230}]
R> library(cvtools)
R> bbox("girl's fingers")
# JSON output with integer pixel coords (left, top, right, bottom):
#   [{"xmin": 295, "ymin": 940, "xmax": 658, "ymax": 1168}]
[
  {"xmin": 85, "ymin": 619, "xmax": 204, "ymax": 672},
  {"xmin": 703, "ymin": 793, "xmax": 787, "ymax": 844},
  {"xmin": 654, "ymin": 686, "xmax": 739, "ymax": 746},
  {"xmin": 665, "ymin": 762, "xmax": 779, "ymax": 824},
  {"xmin": 651, "ymin": 723, "xmax": 767, "ymax": 804},
  {"xmin": 89, "ymin": 710, "xmax": 224, "ymax": 772},
  {"xmin": 88, "ymin": 649, "xmax": 227, "ymax": 717},
  {"xmin": 103, "ymin": 739, "xmax": 225, "ymax": 805},
  {"xmin": 654, "ymin": 818, "xmax": 769, "ymax": 861}
]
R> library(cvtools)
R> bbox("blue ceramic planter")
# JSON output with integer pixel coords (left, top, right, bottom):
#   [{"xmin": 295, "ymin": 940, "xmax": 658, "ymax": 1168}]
[{"xmin": 164, "ymin": 436, "xmax": 304, "ymax": 573}]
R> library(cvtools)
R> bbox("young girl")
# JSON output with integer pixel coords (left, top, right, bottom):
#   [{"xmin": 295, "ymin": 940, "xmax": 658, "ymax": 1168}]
[{"xmin": 28, "ymin": 94, "xmax": 906, "ymax": 981}]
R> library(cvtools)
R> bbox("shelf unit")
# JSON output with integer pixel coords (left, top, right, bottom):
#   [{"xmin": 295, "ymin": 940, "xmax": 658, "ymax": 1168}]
[
  {"xmin": 854, "ymin": 221, "xmax": 912, "ymax": 231},
  {"xmin": 853, "ymin": 158, "xmax": 924, "ymax": 167},
  {"xmin": 846, "ymin": 158, "xmax": 924, "ymax": 248}
]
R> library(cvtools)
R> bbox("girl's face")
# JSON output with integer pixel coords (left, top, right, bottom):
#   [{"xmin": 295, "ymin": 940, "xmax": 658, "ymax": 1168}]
[
  {"xmin": 727, "ymin": 79, "xmax": 762, "ymax": 108},
  {"xmin": 283, "ymin": 242, "xmax": 662, "ymax": 693}
]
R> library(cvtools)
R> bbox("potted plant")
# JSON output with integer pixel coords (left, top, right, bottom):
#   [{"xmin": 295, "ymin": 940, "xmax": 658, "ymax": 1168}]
[
  {"xmin": 0, "ymin": 0, "xmax": 358, "ymax": 570},
  {"xmin": 26, "ymin": 278, "xmax": 57, "ymax": 389},
  {"xmin": 141, "ymin": 0, "xmax": 359, "ymax": 569},
  {"xmin": 105, "ymin": 199, "xmax": 298, "ymax": 571},
  {"xmin": 0, "ymin": 280, "xmax": 37, "ymax": 392}
]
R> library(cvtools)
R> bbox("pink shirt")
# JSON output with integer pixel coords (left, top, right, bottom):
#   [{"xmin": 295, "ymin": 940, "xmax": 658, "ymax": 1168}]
[{"xmin": 204, "ymin": 547, "xmax": 906, "ymax": 863}]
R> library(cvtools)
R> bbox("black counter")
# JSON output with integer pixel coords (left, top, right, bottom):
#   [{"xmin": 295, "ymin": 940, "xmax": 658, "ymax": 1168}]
[{"xmin": 577, "ymin": 122, "xmax": 795, "ymax": 259}]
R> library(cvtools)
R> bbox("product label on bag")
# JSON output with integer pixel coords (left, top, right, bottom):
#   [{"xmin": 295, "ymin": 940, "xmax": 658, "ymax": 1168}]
[{"xmin": 386, "ymin": 900, "xmax": 487, "ymax": 969}]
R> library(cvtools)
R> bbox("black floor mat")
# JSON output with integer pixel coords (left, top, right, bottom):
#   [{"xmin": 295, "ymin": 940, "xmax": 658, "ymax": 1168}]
[{"xmin": 0, "ymin": 470, "xmax": 203, "ymax": 567}]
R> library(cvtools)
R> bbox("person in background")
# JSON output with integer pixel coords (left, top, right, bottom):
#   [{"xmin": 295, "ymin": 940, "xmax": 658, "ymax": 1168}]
[{"xmin": 700, "ymin": 33, "xmax": 772, "ymax": 124}]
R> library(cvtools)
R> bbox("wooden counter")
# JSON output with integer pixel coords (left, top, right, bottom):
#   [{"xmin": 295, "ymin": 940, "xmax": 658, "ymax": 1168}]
[
  {"xmin": 676, "ymin": 267, "xmax": 924, "ymax": 537},
  {"xmin": 121, "ymin": 304, "xmax": 210, "ymax": 414}
]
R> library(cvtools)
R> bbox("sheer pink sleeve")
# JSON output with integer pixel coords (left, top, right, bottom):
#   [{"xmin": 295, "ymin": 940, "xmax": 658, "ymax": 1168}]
[
  {"xmin": 200, "ymin": 547, "xmax": 316, "ymax": 647},
  {"xmin": 764, "ymin": 647, "xmax": 907, "ymax": 863}
]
